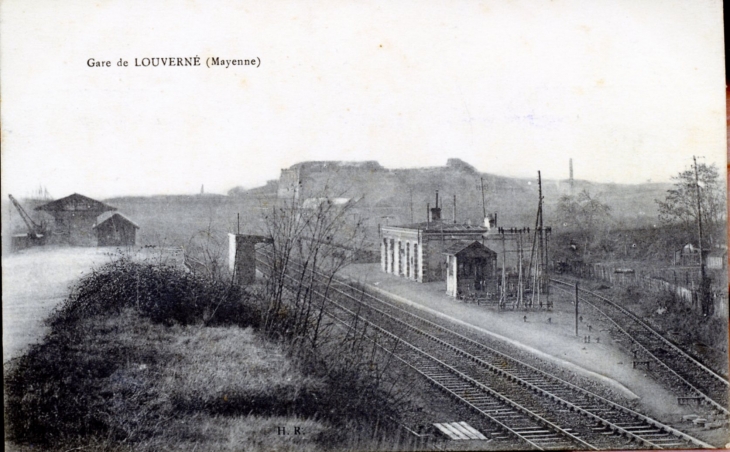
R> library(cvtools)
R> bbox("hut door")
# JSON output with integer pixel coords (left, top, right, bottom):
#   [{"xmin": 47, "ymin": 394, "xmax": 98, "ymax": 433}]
[{"xmin": 474, "ymin": 258, "xmax": 485, "ymax": 291}]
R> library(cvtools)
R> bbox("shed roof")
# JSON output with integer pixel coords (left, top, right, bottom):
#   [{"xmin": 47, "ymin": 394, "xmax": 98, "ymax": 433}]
[
  {"xmin": 680, "ymin": 243, "xmax": 699, "ymax": 252},
  {"xmin": 93, "ymin": 212, "xmax": 139, "ymax": 229},
  {"xmin": 443, "ymin": 240, "xmax": 496, "ymax": 258},
  {"xmin": 35, "ymin": 193, "xmax": 116, "ymax": 213}
]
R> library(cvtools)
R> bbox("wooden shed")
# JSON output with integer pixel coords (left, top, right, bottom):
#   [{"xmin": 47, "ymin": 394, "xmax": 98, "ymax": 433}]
[
  {"xmin": 444, "ymin": 240, "xmax": 497, "ymax": 298},
  {"xmin": 93, "ymin": 212, "xmax": 139, "ymax": 247},
  {"xmin": 35, "ymin": 193, "xmax": 116, "ymax": 246}
]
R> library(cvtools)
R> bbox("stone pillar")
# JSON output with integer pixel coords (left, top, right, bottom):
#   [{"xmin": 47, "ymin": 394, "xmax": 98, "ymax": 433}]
[
  {"xmin": 385, "ymin": 239, "xmax": 390, "ymax": 273},
  {"xmin": 408, "ymin": 242, "xmax": 416, "ymax": 279},
  {"xmin": 394, "ymin": 240, "xmax": 400, "ymax": 276},
  {"xmin": 228, "ymin": 234, "xmax": 272, "ymax": 286},
  {"xmin": 414, "ymin": 243, "xmax": 419, "ymax": 281},
  {"xmin": 420, "ymin": 238, "xmax": 429, "ymax": 282},
  {"xmin": 388, "ymin": 239, "xmax": 395, "ymax": 274}
]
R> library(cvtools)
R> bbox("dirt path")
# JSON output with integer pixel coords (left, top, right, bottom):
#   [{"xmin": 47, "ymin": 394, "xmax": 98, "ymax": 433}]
[{"xmin": 2, "ymin": 247, "xmax": 115, "ymax": 363}]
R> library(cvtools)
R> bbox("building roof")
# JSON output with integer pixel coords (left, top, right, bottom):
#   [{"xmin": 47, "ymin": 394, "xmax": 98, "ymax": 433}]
[
  {"xmin": 443, "ymin": 240, "xmax": 496, "ymax": 258},
  {"xmin": 93, "ymin": 212, "xmax": 139, "ymax": 229},
  {"xmin": 35, "ymin": 193, "xmax": 116, "ymax": 213},
  {"xmin": 228, "ymin": 233, "xmax": 273, "ymax": 244},
  {"xmin": 384, "ymin": 221, "xmax": 488, "ymax": 233}
]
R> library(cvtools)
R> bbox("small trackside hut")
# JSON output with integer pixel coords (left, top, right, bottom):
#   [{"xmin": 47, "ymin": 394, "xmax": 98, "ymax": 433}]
[{"xmin": 444, "ymin": 240, "xmax": 498, "ymax": 298}]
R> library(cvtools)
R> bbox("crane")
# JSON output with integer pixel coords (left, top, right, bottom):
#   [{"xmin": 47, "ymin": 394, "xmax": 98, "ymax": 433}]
[{"xmin": 8, "ymin": 194, "xmax": 46, "ymax": 239}]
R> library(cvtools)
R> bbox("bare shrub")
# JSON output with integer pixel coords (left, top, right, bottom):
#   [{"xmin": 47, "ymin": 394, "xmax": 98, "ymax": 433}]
[
  {"xmin": 257, "ymin": 191, "xmax": 410, "ymax": 442},
  {"xmin": 261, "ymin": 190, "xmax": 366, "ymax": 350}
]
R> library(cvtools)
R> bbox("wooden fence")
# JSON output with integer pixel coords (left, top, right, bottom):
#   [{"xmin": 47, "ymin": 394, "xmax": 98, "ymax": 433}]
[{"xmin": 559, "ymin": 261, "xmax": 727, "ymax": 318}]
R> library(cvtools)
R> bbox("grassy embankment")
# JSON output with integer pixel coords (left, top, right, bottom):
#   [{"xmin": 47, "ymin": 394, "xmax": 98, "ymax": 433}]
[
  {"xmin": 583, "ymin": 280, "xmax": 728, "ymax": 376},
  {"xmin": 5, "ymin": 258, "xmax": 410, "ymax": 451}
]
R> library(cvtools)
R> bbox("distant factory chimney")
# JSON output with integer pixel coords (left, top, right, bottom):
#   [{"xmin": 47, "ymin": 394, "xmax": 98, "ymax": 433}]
[
  {"xmin": 201, "ymin": 184, "xmax": 205, "ymax": 195},
  {"xmin": 569, "ymin": 159, "xmax": 574, "ymax": 191},
  {"xmin": 430, "ymin": 190, "xmax": 442, "ymax": 221}
]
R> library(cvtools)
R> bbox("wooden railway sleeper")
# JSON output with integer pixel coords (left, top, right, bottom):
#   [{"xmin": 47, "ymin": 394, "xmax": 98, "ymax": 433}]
[{"xmin": 260, "ymin": 256, "xmax": 712, "ymax": 450}]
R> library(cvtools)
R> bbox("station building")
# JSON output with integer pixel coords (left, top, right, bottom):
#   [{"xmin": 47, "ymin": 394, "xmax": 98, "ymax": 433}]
[
  {"xmin": 379, "ymin": 193, "xmax": 490, "ymax": 283},
  {"xmin": 380, "ymin": 192, "xmax": 547, "ymax": 301}
]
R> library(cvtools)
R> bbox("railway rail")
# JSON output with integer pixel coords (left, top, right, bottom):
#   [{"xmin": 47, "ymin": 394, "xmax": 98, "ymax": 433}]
[
  {"xmin": 255, "ymin": 249, "xmax": 714, "ymax": 449},
  {"xmin": 551, "ymin": 277, "xmax": 729, "ymax": 416}
]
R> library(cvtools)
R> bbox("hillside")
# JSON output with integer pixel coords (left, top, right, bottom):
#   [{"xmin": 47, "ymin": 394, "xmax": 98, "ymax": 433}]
[
  {"xmin": 229, "ymin": 159, "xmax": 672, "ymax": 229},
  {"xmin": 3, "ymin": 160, "xmax": 673, "ymax": 254}
]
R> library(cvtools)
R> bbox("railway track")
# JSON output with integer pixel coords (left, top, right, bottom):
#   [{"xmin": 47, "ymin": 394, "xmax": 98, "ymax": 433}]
[
  {"xmin": 256, "ymin": 250, "xmax": 714, "ymax": 449},
  {"xmin": 551, "ymin": 277, "xmax": 729, "ymax": 416}
]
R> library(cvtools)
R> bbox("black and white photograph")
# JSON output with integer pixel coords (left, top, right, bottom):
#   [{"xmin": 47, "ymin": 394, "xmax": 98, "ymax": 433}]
[{"xmin": 2, "ymin": 1, "xmax": 728, "ymax": 450}]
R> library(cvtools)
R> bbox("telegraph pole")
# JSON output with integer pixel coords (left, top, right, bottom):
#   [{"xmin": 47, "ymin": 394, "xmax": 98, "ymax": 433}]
[
  {"xmin": 575, "ymin": 282, "xmax": 579, "ymax": 337},
  {"xmin": 693, "ymin": 156, "xmax": 710, "ymax": 315},
  {"xmin": 500, "ymin": 232, "xmax": 507, "ymax": 309},
  {"xmin": 537, "ymin": 171, "xmax": 544, "ymax": 308},
  {"xmin": 480, "ymin": 177, "xmax": 487, "ymax": 220},
  {"xmin": 517, "ymin": 231, "xmax": 524, "ymax": 309},
  {"xmin": 545, "ymin": 227, "xmax": 551, "ymax": 309}
]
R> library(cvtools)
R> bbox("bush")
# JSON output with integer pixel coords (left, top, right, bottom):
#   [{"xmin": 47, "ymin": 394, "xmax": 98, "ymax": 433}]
[{"xmin": 49, "ymin": 258, "xmax": 260, "ymax": 328}]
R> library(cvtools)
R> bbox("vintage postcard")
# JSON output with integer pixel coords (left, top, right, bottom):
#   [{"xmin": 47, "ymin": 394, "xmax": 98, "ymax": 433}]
[{"xmin": 2, "ymin": 1, "xmax": 727, "ymax": 450}]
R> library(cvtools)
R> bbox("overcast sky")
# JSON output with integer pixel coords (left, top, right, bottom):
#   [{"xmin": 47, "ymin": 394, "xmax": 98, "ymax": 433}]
[{"xmin": 1, "ymin": 0, "xmax": 725, "ymax": 199}]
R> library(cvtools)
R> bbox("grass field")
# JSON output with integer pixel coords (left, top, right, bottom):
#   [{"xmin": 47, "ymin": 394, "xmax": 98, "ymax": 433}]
[
  {"xmin": 4, "ymin": 251, "xmax": 407, "ymax": 451},
  {"xmin": 5, "ymin": 308, "xmax": 330, "ymax": 451}
]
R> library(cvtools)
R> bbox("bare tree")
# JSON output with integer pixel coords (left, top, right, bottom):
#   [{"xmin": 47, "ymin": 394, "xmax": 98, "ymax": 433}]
[
  {"xmin": 260, "ymin": 187, "xmax": 367, "ymax": 351},
  {"xmin": 259, "ymin": 186, "xmax": 412, "ymax": 440},
  {"xmin": 183, "ymin": 219, "xmax": 228, "ymax": 281},
  {"xmin": 556, "ymin": 189, "xmax": 612, "ymax": 257},
  {"xmin": 656, "ymin": 162, "xmax": 725, "ymax": 247}
]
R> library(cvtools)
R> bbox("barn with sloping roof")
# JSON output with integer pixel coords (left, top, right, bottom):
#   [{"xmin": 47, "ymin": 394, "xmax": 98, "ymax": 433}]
[
  {"xmin": 35, "ymin": 193, "xmax": 117, "ymax": 246},
  {"xmin": 94, "ymin": 212, "xmax": 139, "ymax": 247}
]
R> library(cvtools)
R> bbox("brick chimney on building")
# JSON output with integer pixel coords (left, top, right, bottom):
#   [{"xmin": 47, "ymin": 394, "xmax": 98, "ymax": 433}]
[{"xmin": 430, "ymin": 190, "xmax": 442, "ymax": 222}]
